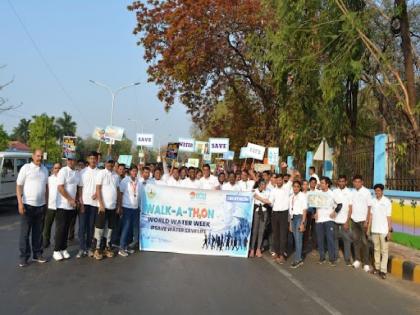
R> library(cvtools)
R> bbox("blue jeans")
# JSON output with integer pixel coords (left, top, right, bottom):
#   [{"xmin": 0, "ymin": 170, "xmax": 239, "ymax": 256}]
[
  {"xmin": 316, "ymin": 221, "xmax": 336, "ymax": 262},
  {"xmin": 120, "ymin": 207, "xmax": 138, "ymax": 249},
  {"xmin": 19, "ymin": 204, "xmax": 44, "ymax": 261},
  {"xmin": 335, "ymin": 223, "xmax": 352, "ymax": 262},
  {"xmin": 291, "ymin": 215, "xmax": 303, "ymax": 262},
  {"xmin": 78, "ymin": 205, "xmax": 97, "ymax": 251},
  {"xmin": 130, "ymin": 208, "xmax": 140, "ymax": 245}
]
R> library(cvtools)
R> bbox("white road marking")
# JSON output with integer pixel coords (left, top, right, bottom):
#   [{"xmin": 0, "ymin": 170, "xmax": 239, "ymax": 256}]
[
  {"xmin": 264, "ymin": 256, "xmax": 342, "ymax": 315},
  {"xmin": 0, "ymin": 221, "xmax": 20, "ymax": 231}
]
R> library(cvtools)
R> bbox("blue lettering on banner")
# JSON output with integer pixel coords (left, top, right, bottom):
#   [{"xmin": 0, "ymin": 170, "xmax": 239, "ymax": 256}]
[{"xmin": 226, "ymin": 195, "xmax": 250, "ymax": 203}]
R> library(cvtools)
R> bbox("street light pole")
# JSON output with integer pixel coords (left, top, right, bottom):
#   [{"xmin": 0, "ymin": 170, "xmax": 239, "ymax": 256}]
[{"xmin": 89, "ymin": 80, "xmax": 140, "ymax": 155}]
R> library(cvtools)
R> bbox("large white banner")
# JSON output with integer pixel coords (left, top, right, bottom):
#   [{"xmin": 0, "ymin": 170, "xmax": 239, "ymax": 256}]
[
  {"xmin": 209, "ymin": 138, "xmax": 229, "ymax": 154},
  {"xmin": 178, "ymin": 138, "xmax": 195, "ymax": 152},
  {"xmin": 140, "ymin": 184, "xmax": 254, "ymax": 258},
  {"xmin": 136, "ymin": 133, "xmax": 154, "ymax": 147},
  {"xmin": 246, "ymin": 142, "xmax": 265, "ymax": 160}
]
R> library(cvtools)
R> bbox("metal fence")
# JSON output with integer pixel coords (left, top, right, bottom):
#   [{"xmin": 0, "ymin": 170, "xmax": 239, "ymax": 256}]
[
  {"xmin": 334, "ymin": 141, "xmax": 374, "ymax": 188},
  {"xmin": 386, "ymin": 138, "xmax": 420, "ymax": 191}
]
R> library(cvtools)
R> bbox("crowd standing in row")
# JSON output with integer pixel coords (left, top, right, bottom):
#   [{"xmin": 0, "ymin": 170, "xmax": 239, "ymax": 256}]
[{"xmin": 16, "ymin": 149, "xmax": 392, "ymax": 279}]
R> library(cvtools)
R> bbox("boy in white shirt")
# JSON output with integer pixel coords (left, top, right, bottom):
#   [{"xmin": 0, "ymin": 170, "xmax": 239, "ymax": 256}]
[
  {"xmin": 42, "ymin": 162, "xmax": 61, "ymax": 249},
  {"xmin": 289, "ymin": 180, "xmax": 307, "ymax": 268},
  {"xmin": 238, "ymin": 170, "xmax": 255, "ymax": 192},
  {"xmin": 199, "ymin": 164, "xmax": 219, "ymax": 190},
  {"xmin": 368, "ymin": 184, "xmax": 392, "ymax": 279},
  {"xmin": 180, "ymin": 167, "xmax": 201, "ymax": 189},
  {"xmin": 348, "ymin": 175, "xmax": 372, "ymax": 272},
  {"xmin": 222, "ymin": 172, "xmax": 241, "ymax": 191}
]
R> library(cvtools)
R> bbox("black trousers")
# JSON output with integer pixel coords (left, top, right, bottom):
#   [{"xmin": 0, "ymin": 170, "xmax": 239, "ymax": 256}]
[
  {"xmin": 95, "ymin": 209, "xmax": 117, "ymax": 229},
  {"xmin": 19, "ymin": 204, "xmax": 45, "ymax": 261},
  {"xmin": 271, "ymin": 211, "xmax": 289, "ymax": 256},
  {"xmin": 54, "ymin": 209, "xmax": 76, "ymax": 251},
  {"xmin": 42, "ymin": 209, "xmax": 56, "ymax": 248}
]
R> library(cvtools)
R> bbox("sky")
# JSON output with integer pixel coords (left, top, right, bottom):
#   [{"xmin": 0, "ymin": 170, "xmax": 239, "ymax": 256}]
[{"xmin": 0, "ymin": 0, "xmax": 192, "ymax": 146}]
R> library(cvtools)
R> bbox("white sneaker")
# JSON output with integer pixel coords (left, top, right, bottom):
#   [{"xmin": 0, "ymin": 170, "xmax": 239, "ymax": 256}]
[
  {"xmin": 363, "ymin": 265, "xmax": 370, "ymax": 272},
  {"xmin": 61, "ymin": 250, "xmax": 71, "ymax": 259},
  {"xmin": 353, "ymin": 260, "xmax": 361, "ymax": 269},
  {"xmin": 53, "ymin": 251, "xmax": 63, "ymax": 261}
]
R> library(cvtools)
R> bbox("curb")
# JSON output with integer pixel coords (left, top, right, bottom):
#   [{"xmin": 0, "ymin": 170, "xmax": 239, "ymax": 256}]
[{"xmin": 388, "ymin": 255, "xmax": 420, "ymax": 284}]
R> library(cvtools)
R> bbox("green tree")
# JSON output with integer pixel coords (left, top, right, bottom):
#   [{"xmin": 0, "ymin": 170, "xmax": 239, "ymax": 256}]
[
  {"xmin": 28, "ymin": 114, "xmax": 61, "ymax": 162},
  {"xmin": 11, "ymin": 118, "xmax": 31, "ymax": 143},
  {"xmin": 55, "ymin": 111, "xmax": 77, "ymax": 141},
  {"xmin": 0, "ymin": 124, "xmax": 9, "ymax": 151}
]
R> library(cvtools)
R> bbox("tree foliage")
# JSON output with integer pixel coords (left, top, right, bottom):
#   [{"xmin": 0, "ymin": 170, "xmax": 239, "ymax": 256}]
[
  {"xmin": 28, "ymin": 114, "xmax": 61, "ymax": 162},
  {"xmin": 11, "ymin": 118, "xmax": 31, "ymax": 143},
  {"xmin": 0, "ymin": 125, "xmax": 9, "ymax": 151}
]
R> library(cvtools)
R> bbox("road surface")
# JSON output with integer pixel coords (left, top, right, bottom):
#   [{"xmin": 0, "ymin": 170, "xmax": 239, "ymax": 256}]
[{"xmin": 1, "ymin": 199, "xmax": 419, "ymax": 315}]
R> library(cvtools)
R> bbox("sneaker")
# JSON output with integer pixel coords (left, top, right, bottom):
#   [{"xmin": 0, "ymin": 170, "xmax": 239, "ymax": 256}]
[
  {"xmin": 363, "ymin": 265, "xmax": 370, "ymax": 273},
  {"xmin": 19, "ymin": 259, "xmax": 29, "ymax": 267},
  {"xmin": 94, "ymin": 249, "xmax": 103, "ymax": 260},
  {"xmin": 53, "ymin": 251, "xmax": 64, "ymax": 261},
  {"xmin": 128, "ymin": 241, "xmax": 139, "ymax": 250},
  {"xmin": 118, "ymin": 249, "xmax": 129, "ymax": 257},
  {"xmin": 88, "ymin": 250, "xmax": 94, "ymax": 258},
  {"xmin": 318, "ymin": 259, "xmax": 326, "ymax": 264},
  {"xmin": 371, "ymin": 268, "xmax": 379, "ymax": 275},
  {"xmin": 33, "ymin": 255, "xmax": 48, "ymax": 263},
  {"xmin": 126, "ymin": 248, "xmax": 135, "ymax": 254},
  {"xmin": 61, "ymin": 250, "xmax": 71, "ymax": 259},
  {"xmin": 104, "ymin": 247, "xmax": 115, "ymax": 258},
  {"xmin": 329, "ymin": 261, "xmax": 337, "ymax": 267},
  {"xmin": 379, "ymin": 272, "xmax": 387, "ymax": 279},
  {"xmin": 76, "ymin": 250, "xmax": 86, "ymax": 259},
  {"xmin": 353, "ymin": 260, "xmax": 361, "ymax": 269},
  {"xmin": 345, "ymin": 260, "xmax": 352, "ymax": 266},
  {"xmin": 291, "ymin": 260, "xmax": 304, "ymax": 269}
]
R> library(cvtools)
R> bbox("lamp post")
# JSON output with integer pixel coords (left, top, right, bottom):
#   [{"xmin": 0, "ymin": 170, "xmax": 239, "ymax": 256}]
[{"xmin": 89, "ymin": 80, "xmax": 140, "ymax": 155}]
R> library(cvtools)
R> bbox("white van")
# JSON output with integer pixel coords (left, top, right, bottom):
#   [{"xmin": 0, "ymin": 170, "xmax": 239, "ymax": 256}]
[{"xmin": 0, "ymin": 152, "xmax": 32, "ymax": 200}]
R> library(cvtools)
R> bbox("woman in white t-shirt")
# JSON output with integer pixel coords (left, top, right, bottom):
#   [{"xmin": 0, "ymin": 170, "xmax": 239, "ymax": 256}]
[
  {"xmin": 249, "ymin": 180, "xmax": 271, "ymax": 258},
  {"xmin": 117, "ymin": 165, "xmax": 140, "ymax": 257},
  {"xmin": 368, "ymin": 184, "xmax": 392, "ymax": 279}
]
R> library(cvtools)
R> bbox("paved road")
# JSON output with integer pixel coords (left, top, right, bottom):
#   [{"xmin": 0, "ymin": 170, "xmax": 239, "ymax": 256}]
[{"xmin": 1, "ymin": 199, "xmax": 419, "ymax": 315}]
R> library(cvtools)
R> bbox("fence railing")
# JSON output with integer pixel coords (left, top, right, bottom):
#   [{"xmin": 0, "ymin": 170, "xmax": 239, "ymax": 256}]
[{"xmin": 386, "ymin": 138, "xmax": 420, "ymax": 192}]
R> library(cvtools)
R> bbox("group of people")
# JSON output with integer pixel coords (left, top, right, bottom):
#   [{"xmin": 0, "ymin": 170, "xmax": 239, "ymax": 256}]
[{"xmin": 16, "ymin": 149, "xmax": 392, "ymax": 280}]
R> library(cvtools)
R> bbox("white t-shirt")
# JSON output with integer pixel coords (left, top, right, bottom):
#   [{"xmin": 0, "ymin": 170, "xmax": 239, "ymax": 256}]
[
  {"xmin": 119, "ymin": 176, "xmax": 140, "ymax": 209},
  {"xmin": 150, "ymin": 178, "xmax": 167, "ymax": 186},
  {"xmin": 238, "ymin": 180, "xmax": 255, "ymax": 192},
  {"xmin": 96, "ymin": 169, "xmax": 120, "ymax": 209},
  {"xmin": 16, "ymin": 162, "xmax": 49, "ymax": 207},
  {"xmin": 371, "ymin": 196, "xmax": 392, "ymax": 234},
  {"xmin": 351, "ymin": 186, "xmax": 372, "ymax": 222},
  {"xmin": 48, "ymin": 174, "xmax": 59, "ymax": 210},
  {"xmin": 180, "ymin": 178, "xmax": 201, "ymax": 189},
  {"xmin": 56, "ymin": 166, "xmax": 81, "ymax": 210},
  {"xmin": 270, "ymin": 181, "xmax": 292, "ymax": 212},
  {"xmin": 333, "ymin": 187, "xmax": 352, "ymax": 224},
  {"xmin": 166, "ymin": 176, "xmax": 181, "ymax": 187},
  {"xmin": 199, "ymin": 175, "xmax": 219, "ymax": 190},
  {"xmin": 289, "ymin": 191, "xmax": 308, "ymax": 216},
  {"xmin": 254, "ymin": 189, "xmax": 270, "ymax": 209},
  {"xmin": 316, "ymin": 189, "xmax": 337, "ymax": 223},
  {"xmin": 222, "ymin": 182, "xmax": 241, "ymax": 191},
  {"xmin": 79, "ymin": 166, "xmax": 100, "ymax": 207}
]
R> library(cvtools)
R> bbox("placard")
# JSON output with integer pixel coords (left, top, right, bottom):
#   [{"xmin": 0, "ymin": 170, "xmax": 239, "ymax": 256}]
[
  {"xmin": 195, "ymin": 141, "xmax": 208, "ymax": 154},
  {"xmin": 187, "ymin": 158, "xmax": 200, "ymax": 168},
  {"xmin": 166, "ymin": 142, "xmax": 179, "ymax": 160},
  {"xmin": 62, "ymin": 136, "xmax": 77, "ymax": 159},
  {"xmin": 203, "ymin": 153, "xmax": 212, "ymax": 162},
  {"xmin": 92, "ymin": 127, "xmax": 105, "ymax": 141},
  {"xmin": 267, "ymin": 147, "xmax": 279, "ymax": 166},
  {"xmin": 239, "ymin": 147, "xmax": 249, "ymax": 159},
  {"xmin": 118, "ymin": 155, "xmax": 133, "ymax": 166},
  {"xmin": 223, "ymin": 151, "xmax": 235, "ymax": 160},
  {"xmin": 136, "ymin": 133, "xmax": 154, "ymax": 147},
  {"xmin": 246, "ymin": 142, "xmax": 265, "ymax": 160},
  {"xmin": 104, "ymin": 125, "xmax": 124, "ymax": 141},
  {"xmin": 179, "ymin": 138, "xmax": 195, "ymax": 152},
  {"xmin": 209, "ymin": 138, "xmax": 229, "ymax": 154}
]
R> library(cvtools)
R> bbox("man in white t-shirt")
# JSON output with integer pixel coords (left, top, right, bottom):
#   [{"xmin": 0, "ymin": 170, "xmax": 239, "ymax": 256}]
[
  {"xmin": 308, "ymin": 166, "xmax": 320, "ymax": 185},
  {"xmin": 222, "ymin": 172, "xmax": 241, "ymax": 191},
  {"xmin": 92, "ymin": 158, "xmax": 120, "ymax": 260},
  {"xmin": 199, "ymin": 164, "xmax": 219, "ymax": 190},
  {"xmin": 332, "ymin": 175, "xmax": 353, "ymax": 266},
  {"xmin": 16, "ymin": 149, "xmax": 49, "ymax": 266},
  {"xmin": 166, "ymin": 167, "xmax": 181, "ymax": 187},
  {"xmin": 237, "ymin": 170, "xmax": 255, "ymax": 192},
  {"xmin": 42, "ymin": 162, "xmax": 61, "ymax": 249},
  {"xmin": 348, "ymin": 175, "xmax": 372, "ymax": 272},
  {"xmin": 77, "ymin": 151, "xmax": 100, "ymax": 258},
  {"xmin": 368, "ymin": 184, "xmax": 392, "ymax": 279},
  {"xmin": 54, "ymin": 154, "xmax": 81, "ymax": 261},
  {"xmin": 180, "ymin": 167, "xmax": 201, "ymax": 189},
  {"xmin": 315, "ymin": 177, "xmax": 342, "ymax": 266}
]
